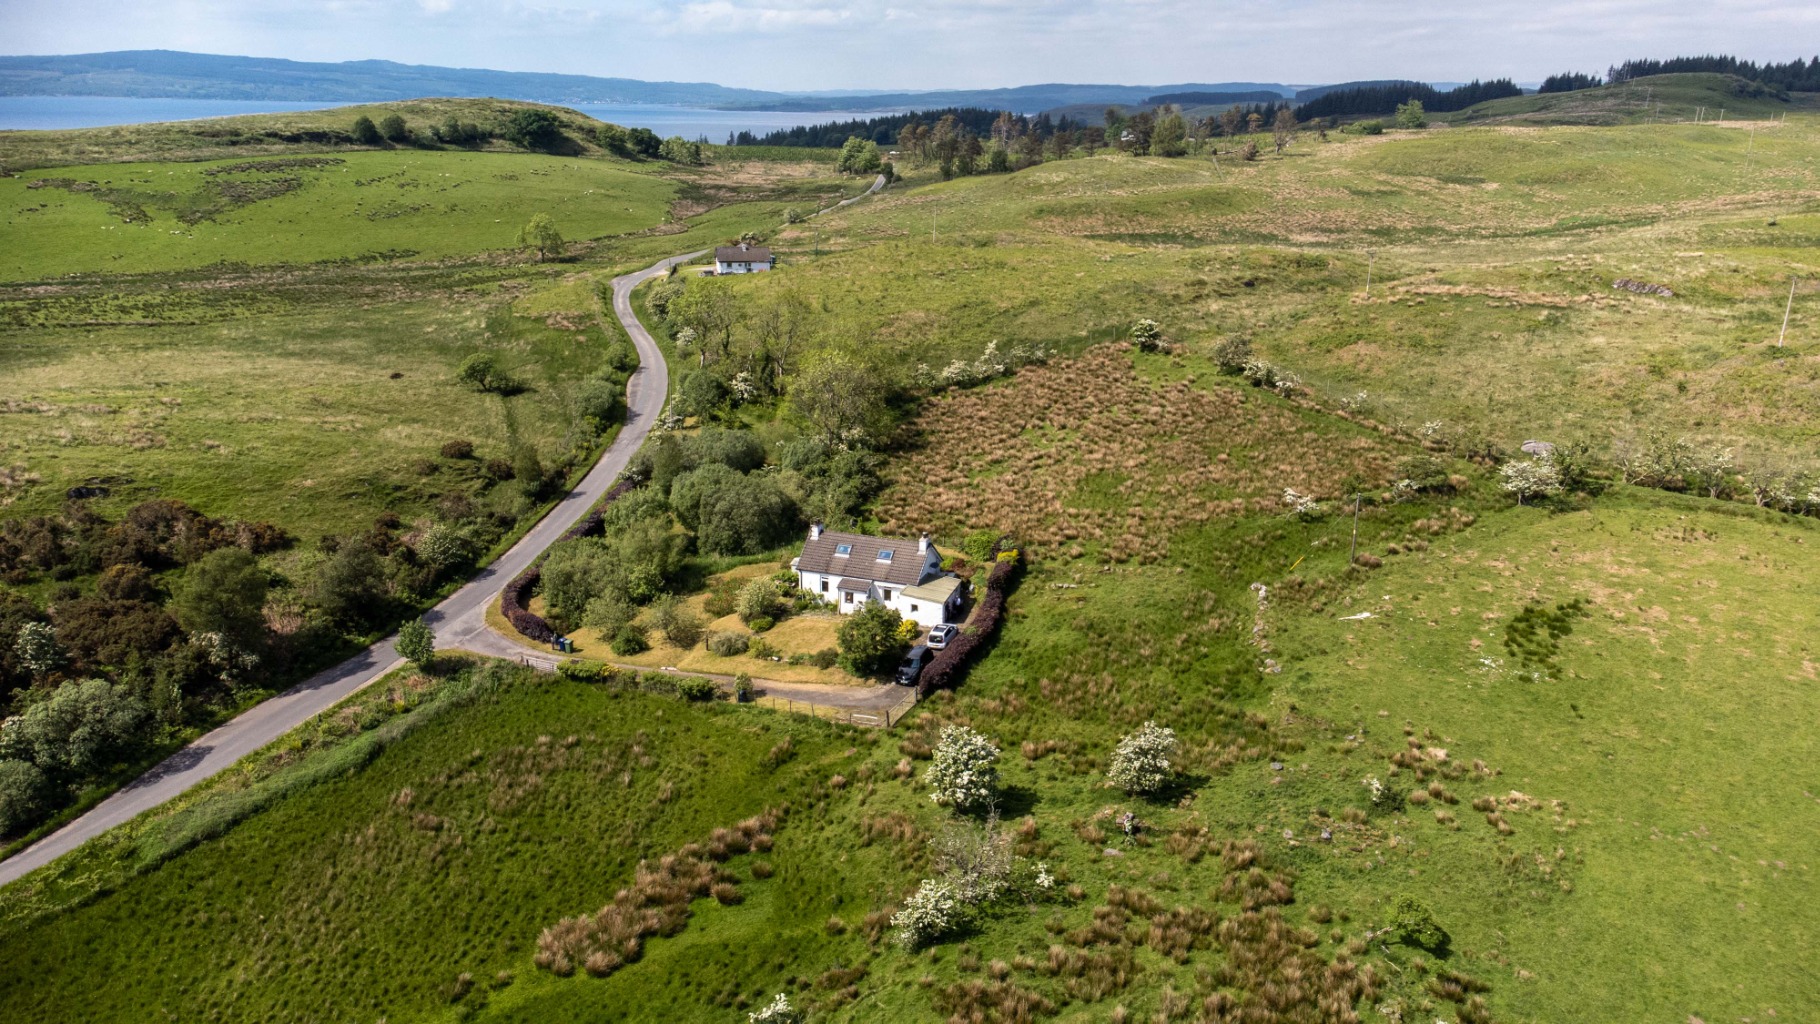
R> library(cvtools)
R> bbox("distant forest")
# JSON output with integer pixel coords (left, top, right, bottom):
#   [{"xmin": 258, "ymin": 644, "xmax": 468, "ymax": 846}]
[
  {"xmin": 733, "ymin": 108, "xmax": 1094, "ymax": 148},
  {"xmin": 1294, "ymin": 79, "xmax": 1522, "ymax": 120},
  {"xmin": 1143, "ymin": 90, "xmax": 1283, "ymax": 106},
  {"xmin": 1606, "ymin": 55, "xmax": 1820, "ymax": 92},
  {"xmin": 734, "ymin": 52, "xmax": 1820, "ymax": 150}
]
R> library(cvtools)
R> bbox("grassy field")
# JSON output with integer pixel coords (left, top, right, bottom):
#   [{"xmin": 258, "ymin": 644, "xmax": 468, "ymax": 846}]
[
  {"xmin": 0, "ymin": 150, "xmax": 676, "ymax": 280},
  {"xmin": 734, "ymin": 114, "xmax": 1820, "ymax": 461},
  {"xmin": 1445, "ymin": 72, "xmax": 1820, "ymax": 125},
  {"xmin": 0, "ymin": 97, "xmax": 624, "ymax": 172},
  {"xmin": 3, "ymin": 91, "xmax": 1820, "ymax": 1024}
]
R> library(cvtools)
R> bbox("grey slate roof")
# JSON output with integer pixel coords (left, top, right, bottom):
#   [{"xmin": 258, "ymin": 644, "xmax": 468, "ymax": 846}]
[
  {"xmin": 714, "ymin": 243, "xmax": 772, "ymax": 263},
  {"xmin": 797, "ymin": 530, "xmax": 932, "ymax": 587},
  {"xmin": 836, "ymin": 577, "xmax": 872, "ymax": 592}
]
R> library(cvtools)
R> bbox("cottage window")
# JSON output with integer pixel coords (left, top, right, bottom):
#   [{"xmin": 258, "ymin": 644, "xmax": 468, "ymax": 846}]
[
  {"xmin": 909, "ymin": 603, "xmax": 919, "ymax": 614},
  {"xmin": 820, "ymin": 578, "xmax": 829, "ymax": 593},
  {"xmin": 881, "ymin": 589, "xmax": 892, "ymax": 601}
]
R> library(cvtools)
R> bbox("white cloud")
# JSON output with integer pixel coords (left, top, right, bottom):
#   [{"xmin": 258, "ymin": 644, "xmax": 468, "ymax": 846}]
[{"xmin": 672, "ymin": 0, "xmax": 853, "ymax": 33}]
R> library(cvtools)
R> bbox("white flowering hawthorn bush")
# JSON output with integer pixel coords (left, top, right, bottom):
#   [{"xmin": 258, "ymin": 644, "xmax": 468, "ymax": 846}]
[
  {"xmin": 891, "ymin": 878, "xmax": 963, "ymax": 950},
  {"xmin": 1107, "ymin": 721, "xmax": 1179, "ymax": 795},
  {"xmin": 748, "ymin": 993, "xmax": 804, "ymax": 1024},
  {"xmin": 926, "ymin": 725, "xmax": 1000, "ymax": 811}
]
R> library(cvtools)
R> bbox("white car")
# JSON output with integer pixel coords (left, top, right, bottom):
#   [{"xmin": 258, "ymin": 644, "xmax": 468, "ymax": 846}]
[{"xmin": 926, "ymin": 624, "xmax": 959, "ymax": 650}]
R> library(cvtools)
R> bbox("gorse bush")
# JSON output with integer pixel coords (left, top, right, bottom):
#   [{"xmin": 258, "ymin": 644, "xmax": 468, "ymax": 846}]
[
  {"xmin": 926, "ymin": 725, "xmax": 1000, "ymax": 812},
  {"xmin": 1107, "ymin": 721, "xmax": 1178, "ymax": 795}
]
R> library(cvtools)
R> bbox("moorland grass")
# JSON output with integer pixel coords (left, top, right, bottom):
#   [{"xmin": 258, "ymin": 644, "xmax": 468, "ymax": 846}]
[
  {"xmin": 0, "ymin": 149, "xmax": 677, "ymax": 280},
  {"xmin": 729, "ymin": 117, "xmax": 1820, "ymax": 460}
]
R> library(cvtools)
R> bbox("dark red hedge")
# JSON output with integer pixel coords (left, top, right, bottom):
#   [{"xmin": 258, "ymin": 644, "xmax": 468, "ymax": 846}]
[
  {"xmin": 916, "ymin": 550, "xmax": 1021, "ymax": 697},
  {"xmin": 499, "ymin": 477, "xmax": 641, "ymax": 645}
]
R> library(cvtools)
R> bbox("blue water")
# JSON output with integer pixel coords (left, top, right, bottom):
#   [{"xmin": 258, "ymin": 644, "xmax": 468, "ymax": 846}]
[{"xmin": 0, "ymin": 96, "xmax": 878, "ymax": 142}]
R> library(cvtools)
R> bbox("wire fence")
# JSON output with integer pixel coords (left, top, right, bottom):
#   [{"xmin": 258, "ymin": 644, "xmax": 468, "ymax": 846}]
[
  {"xmin": 753, "ymin": 688, "xmax": 919, "ymax": 729},
  {"xmin": 512, "ymin": 652, "xmax": 920, "ymax": 729}
]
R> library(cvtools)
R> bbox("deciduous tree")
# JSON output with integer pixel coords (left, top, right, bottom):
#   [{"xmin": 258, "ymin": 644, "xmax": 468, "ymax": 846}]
[{"xmin": 516, "ymin": 213, "xmax": 564, "ymax": 263}]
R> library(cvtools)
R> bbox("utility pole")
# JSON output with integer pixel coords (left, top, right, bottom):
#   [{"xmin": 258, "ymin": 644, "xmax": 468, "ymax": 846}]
[
  {"xmin": 1348, "ymin": 495, "xmax": 1361, "ymax": 567},
  {"xmin": 1779, "ymin": 276, "xmax": 1797, "ymax": 348}
]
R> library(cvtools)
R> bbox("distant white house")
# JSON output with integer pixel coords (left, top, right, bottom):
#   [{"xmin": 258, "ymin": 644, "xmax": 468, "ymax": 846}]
[
  {"xmin": 714, "ymin": 242, "xmax": 773, "ymax": 274},
  {"xmin": 791, "ymin": 524, "xmax": 964, "ymax": 628}
]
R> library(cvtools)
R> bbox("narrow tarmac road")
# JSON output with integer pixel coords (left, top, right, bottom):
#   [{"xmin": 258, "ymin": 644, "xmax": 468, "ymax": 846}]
[{"xmin": 0, "ymin": 249, "xmax": 703, "ymax": 887}]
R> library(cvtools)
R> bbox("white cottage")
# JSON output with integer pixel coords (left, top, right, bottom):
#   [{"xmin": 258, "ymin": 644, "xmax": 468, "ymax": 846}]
[
  {"xmin": 791, "ymin": 525, "xmax": 964, "ymax": 628},
  {"xmin": 714, "ymin": 242, "xmax": 773, "ymax": 274}
]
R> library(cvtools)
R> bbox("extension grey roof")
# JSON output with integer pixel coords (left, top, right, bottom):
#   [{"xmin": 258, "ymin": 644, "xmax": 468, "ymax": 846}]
[
  {"xmin": 798, "ymin": 530, "xmax": 933, "ymax": 587},
  {"xmin": 714, "ymin": 243, "xmax": 772, "ymax": 263},
  {"xmin": 836, "ymin": 577, "xmax": 873, "ymax": 593}
]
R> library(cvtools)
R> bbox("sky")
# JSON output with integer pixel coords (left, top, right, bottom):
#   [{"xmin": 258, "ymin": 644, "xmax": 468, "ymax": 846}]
[{"xmin": 4, "ymin": 0, "xmax": 1818, "ymax": 92}]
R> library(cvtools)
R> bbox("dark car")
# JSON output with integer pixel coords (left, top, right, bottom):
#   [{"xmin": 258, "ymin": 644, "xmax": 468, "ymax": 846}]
[
  {"xmin": 895, "ymin": 644, "xmax": 931, "ymax": 686},
  {"xmin": 926, "ymin": 624, "xmax": 959, "ymax": 650}
]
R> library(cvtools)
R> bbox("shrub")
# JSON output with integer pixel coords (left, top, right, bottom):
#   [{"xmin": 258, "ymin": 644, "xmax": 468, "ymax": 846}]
[
  {"xmin": 892, "ymin": 879, "xmax": 964, "ymax": 950},
  {"xmin": 736, "ymin": 577, "xmax": 784, "ymax": 624},
  {"xmin": 650, "ymin": 599, "xmax": 705, "ymax": 648},
  {"xmin": 733, "ymin": 672, "xmax": 754, "ymax": 702},
  {"xmin": 456, "ymin": 352, "xmax": 509, "ymax": 392},
  {"xmin": 1356, "ymin": 119, "xmax": 1385, "ymax": 135},
  {"xmin": 307, "ymin": 542, "xmax": 387, "ymax": 628},
  {"xmin": 172, "ymin": 547, "xmax": 269, "ymax": 647},
  {"xmin": 439, "ymin": 439, "xmax": 475, "ymax": 459},
  {"xmin": 1129, "ymin": 319, "xmax": 1162, "ymax": 352},
  {"xmin": 350, "ymin": 115, "xmax": 382, "ymax": 145},
  {"xmin": 12, "ymin": 621, "xmax": 63, "ymax": 678},
  {"xmin": 749, "ymin": 993, "xmax": 804, "ymax": 1024},
  {"xmin": 1500, "ymin": 455, "xmax": 1563, "ymax": 505},
  {"xmin": 610, "ymin": 624, "xmax": 650, "ymax": 655},
  {"xmin": 1392, "ymin": 894, "xmax": 1450, "ymax": 952},
  {"xmin": 1107, "ymin": 721, "xmax": 1178, "ymax": 795},
  {"xmin": 810, "ymin": 648, "xmax": 839, "ymax": 670},
  {"xmin": 396, "ymin": 618, "xmax": 435, "ymax": 667},
  {"xmin": 0, "ymin": 759, "xmax": 49, "ymax": 835},
  {"xmin": 501, "ymin": 566, "xmax": 556, "ymax": 644},
  {"xmin": 583, "ymin": 592, "xmax": 638, "ymax": 638},
  {"xmin": 919, "ymin": 553, "xmax": 1016, "ymax": 694},
  {"xmin": 837, "ymin": 600, "xmax": 910, "ymax": 675},
  {"xmin": 1211, "ymin": 335, "xmax": 1252, "ymax": 374},
  {"xmin": 746, "ymin": 616, "xmax": 775, "ymax": 633},
  {"xmin": 706, "ymin": 630, "xmax": 750, "ymax": 657},
  {"xmin": 677, "ymin": 676, "xmax": 718, "ymax": 701},
  {"xmin": 5, "ymin": 678, "xmax": 149, "ymax": 780},
  {"xmin": 926, "ymin": 725, "xmax": 1000, "ymax": 812},
  {"xmin": 378, "ymin": 113, "xmax": 409, "ymax": 142}
]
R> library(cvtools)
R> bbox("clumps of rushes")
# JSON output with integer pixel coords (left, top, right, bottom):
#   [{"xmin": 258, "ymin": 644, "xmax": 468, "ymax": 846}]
[
  {"xmin": 1216, "ymin": 840, "xmax": 1295, "ymax": 910},
  {"xmin": 873, "ymin": 345, "xmax": 1399, "ymax": 563},
  {"xmin": 933, "ymin": 979, "xmax": 1056, "ymax": 1021},
  {"xmin": 1205, "ymin": 908, "xmax": 1382, "ymax": 1022},
  {"xmin": 1037, "ymin": 944, "xmax": 1140, "ymax": 1001},
  {"xmin": 534, "ymin": 811, "xmax": 777, "ymax": 977}
]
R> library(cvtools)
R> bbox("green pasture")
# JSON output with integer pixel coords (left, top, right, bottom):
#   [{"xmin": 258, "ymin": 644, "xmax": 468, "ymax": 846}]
[
  {"xmin": 1272, "ymin": 492, "xmax": 1820, "ymax": 1022},
  {"xmin": 0, "ymin": 268, "xmax": 615, "ymax": 539},
  {"xmin": 0, "ymin": 149, "xmax": 677, "ymax": 280}
]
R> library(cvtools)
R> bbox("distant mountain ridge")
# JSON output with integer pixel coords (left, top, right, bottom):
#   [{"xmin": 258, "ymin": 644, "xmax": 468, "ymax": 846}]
[
  {"xmin": 0, "ymin": 50, "xmax": 786, "ymax": 106},
  {"xmin": 0, "ymin": 50, "xmax": 1303, "ymax": 113}
]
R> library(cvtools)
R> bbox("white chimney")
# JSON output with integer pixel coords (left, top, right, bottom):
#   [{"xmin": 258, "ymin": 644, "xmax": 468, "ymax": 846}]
[
  {"xmin": 810, "ymin": 522, "xmax": 823, "ymax": 541},
  {"xmin": 918, "ymin": 532, "xmax": 930, "ymax": 554}
]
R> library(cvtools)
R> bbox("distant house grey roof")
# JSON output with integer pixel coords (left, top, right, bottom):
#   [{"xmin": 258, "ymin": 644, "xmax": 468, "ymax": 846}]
[
  {"xmin": 798, "ymin": 529, "xmax": 933, "ymax": 587},
  {"xmin": 714, "ymin": 244, "xmax": 772, "ymax": 263}
]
